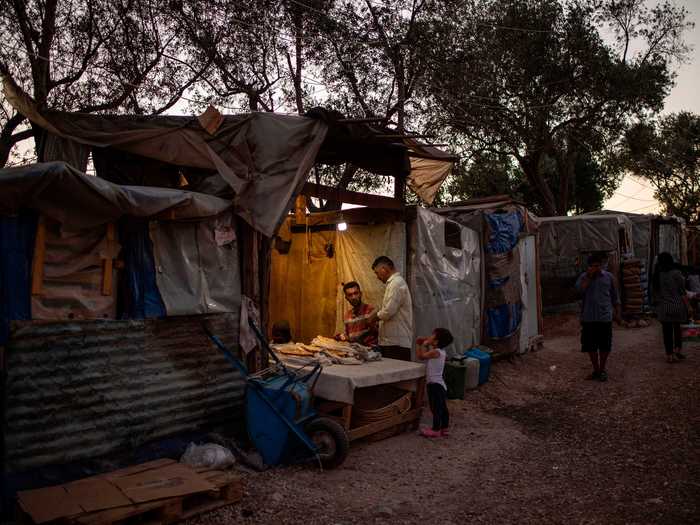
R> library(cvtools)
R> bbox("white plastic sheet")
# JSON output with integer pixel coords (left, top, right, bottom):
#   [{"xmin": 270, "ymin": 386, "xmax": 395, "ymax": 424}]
[{"xmin": 411, "ymin": 208, "xmax": 481, "ymax": 358}]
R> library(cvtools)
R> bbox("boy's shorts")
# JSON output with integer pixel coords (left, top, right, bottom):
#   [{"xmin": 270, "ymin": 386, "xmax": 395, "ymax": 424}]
[{"xmin": 580, "ymin": 322, "xmax": 612, "ymax": 353}]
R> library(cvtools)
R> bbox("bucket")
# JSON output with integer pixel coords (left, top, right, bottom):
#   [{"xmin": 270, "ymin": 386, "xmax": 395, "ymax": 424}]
[
  {"xmin": 681, "ymin": 323, "xmax": 700, "ymax": 343},
  {"xmin": 464, "ymin": 348, "xmax": 491, "ymax": 385}
]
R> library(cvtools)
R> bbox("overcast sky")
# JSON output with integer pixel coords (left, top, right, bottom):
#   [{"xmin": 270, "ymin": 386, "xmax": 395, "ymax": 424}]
[{"xmin": 604, "ymin": 0, "xmax": 699, "ymax": 214}]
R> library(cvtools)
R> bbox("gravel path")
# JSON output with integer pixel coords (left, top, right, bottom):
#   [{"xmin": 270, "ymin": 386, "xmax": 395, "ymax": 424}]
[{"xmin": 187, "ymin": 316, "xmax": 700, "ymax": 524}]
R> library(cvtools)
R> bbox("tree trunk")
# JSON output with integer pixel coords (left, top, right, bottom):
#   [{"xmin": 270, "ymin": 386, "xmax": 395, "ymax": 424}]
[
  {"xmin": 518, "ymin": 153, "xmax": 558, "ymax": 216},
  {"xmin": 555, "ymin": 138, "xmax": 577, "ymax": 215}
]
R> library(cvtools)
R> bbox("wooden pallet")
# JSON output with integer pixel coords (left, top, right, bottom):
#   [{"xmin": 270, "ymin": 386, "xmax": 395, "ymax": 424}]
[{"xmin": 17, "ymin": 460, "xmax": 244, "ymax": 525}]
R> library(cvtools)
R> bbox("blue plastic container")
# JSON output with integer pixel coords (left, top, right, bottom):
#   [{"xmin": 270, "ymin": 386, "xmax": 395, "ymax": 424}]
[{"xmin": 464, "ymin": 348, "xmax": 491, "ymax": 385}]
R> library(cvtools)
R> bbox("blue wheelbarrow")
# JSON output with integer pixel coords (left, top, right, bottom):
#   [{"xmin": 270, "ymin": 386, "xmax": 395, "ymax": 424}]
[{"xmin": 204, "ymin": 320, "xmax": 349, "ymax": 469}]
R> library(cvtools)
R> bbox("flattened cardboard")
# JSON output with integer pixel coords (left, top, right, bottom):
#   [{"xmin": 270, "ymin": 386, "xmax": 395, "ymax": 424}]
[
  {"xmin": 65, "ymin": 477, "xmax": 132, "ymax": 512},
  {"xmin": 111, "ymin": 463, "xmax": 215, "ymax": 503},
  {"xmin": 18, "ymin": 486, "xmax": 82, "ymax": 524}
]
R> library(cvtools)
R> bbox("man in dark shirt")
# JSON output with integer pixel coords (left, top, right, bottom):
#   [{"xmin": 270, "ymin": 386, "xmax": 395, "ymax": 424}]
[{"xmin": 575, "ymin": 253, "xmax": 621, "ymax": 382}]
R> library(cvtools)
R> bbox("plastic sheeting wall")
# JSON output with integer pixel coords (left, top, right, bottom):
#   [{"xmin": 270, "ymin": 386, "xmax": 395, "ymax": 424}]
[
  {"xmin": 0, "ymin": 212, "xmax": 36, "ymax": 345},
  {"xmin": 410, "ymin": 208, "xmax": 481, "ymax": 357},
  {"xmin": 32, "ymin": 219, "xmax": 119, "ymax": 320},
  {"xmin": 3, "ymin": 314, "xmax": 243, "ymax": 473},
  {"xmin": 658, "ymin": 223, "xmax": 681, "ymax": 262},
  {"xmin": 150, "ymin": 212, "xmax": 241, "ymax": 316},
  {"xmin": 334, "ymin": 223, "xmax": 406, "ymax": 333},
  {"xmin": 538, "ymin": 216, "xmax": 632, "ymax": 309},
  {"xmin": 519, "ymin": 235, "xmax": 539, "ymax": 353},
  {"xmin": 269, "ymin": 223, "xmax": 338, "ymax": 343}
]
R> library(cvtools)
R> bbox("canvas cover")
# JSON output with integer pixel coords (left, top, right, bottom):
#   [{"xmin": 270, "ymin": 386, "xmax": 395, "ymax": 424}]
[
  {"xmin": 150, "ymin": 211, "xmax": 240, "ymax": 316},
  {"xmin": 538, "ymin": 215, "xmax": 634, "ymax": 308},
  {"xmin": 410, "ymin": 208, "xmax": 481, "ymax": 357},
  {"xmin": 335, "ymin": 222, "xmax": 406, "ymax": 333},
  {"xmin": 0, "ymin": 162, "xmax": 233, "ymax": 229},
  {"xmin": 5, "ymin": 78, "xmax": 455, "ymax": 235},
  {"xmin": 269, "ymin": 222, "xmax": 339, "ymax": 343}
]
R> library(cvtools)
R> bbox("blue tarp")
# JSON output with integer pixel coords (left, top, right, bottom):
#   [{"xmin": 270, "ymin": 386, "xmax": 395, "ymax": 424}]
[
  {"xmin": 119, "ymin": 220, "xmax": 166, "ymax": 319},
  {"xmin": 486, "ymin": 302, "xmax": 523, "ymax": 339},
  {"xmin": 0, "ymin": 211, "xmax": 37, "ymax": 345},
  {"xmin": 486, "ymin": 212, "xmax": 523, "ymax": 254}
]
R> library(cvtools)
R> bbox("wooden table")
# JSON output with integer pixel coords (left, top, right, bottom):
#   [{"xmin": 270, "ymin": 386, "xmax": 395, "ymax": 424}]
[{"xmin": 287, "ymin": 358, "xmax": 426, "ymax": 441}]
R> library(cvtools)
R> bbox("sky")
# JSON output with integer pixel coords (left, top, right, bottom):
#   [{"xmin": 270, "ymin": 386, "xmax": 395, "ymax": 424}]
[{"xmin": 603, "ymin": 0, "xmax": 700, "ymax": 214}]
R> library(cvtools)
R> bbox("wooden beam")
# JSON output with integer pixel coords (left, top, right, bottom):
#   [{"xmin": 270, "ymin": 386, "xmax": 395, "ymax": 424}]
[
  {"xmin": 348, "ymin": 408, "xmax": 421, "ymax": 441},
  {"xmin": 301, "ymin": 183, "xmax": 404, "ymax": 210},
  {"xmin": 31, "ymin": 216, "xmax": 46, "ymax": 296},
  {"xmin": 338, "ymin": 117, "xmax": 387, "ymax": 123},
  {"xmin": 102, "ymin": 223, "xmax": 116, "ymax": 296},
  {"xmin": 376, "ymin": 134, "xmax": 432, "ymax": 139}
]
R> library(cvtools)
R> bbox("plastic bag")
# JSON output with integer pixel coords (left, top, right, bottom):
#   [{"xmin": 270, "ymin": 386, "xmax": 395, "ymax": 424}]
[{"xmin": 180, "ymin": 442, "xmax": 236, "ymax": 469}]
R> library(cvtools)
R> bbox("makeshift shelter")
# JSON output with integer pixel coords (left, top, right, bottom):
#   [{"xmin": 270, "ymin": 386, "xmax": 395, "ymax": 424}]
[
  {"xmin": 582, "ymin": 210, "xmax": 687, "ymax": 311},
  {"xmin": 437, "ymin": 196, "xmax": 542, "ymax": 355},
  {"xmin": 266, "ymin": 205, "xmax": 481, "ymax": 442},
  {"xmin": 268, "ymin": 206, "xmax": 482, "ymax": 356},
  {"xmin": 537, "ymin": 214, "xmax": 635, "ymax": 312},
  {"xmin": 1, "ymin": 78, "xmax": 457, "ymax": 478}
]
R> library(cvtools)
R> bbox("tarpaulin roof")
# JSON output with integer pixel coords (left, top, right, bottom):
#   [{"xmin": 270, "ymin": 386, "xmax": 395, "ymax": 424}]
[
  {"xmin": 0, "ymin": 162, "xmax": 233, "ymax": 229},
  {"xmin": 4, "ymin": 78, "xmax": 454, "ymax": 236}
]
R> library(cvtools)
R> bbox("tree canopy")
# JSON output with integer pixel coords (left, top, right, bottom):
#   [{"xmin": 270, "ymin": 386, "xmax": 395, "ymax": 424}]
[
  {"xmin": 424, "ymin": 0, "xmax": 691, "ymax": 215},
  {"xmin": 623, "ymin": 112, "xmax": 700, "ymax": 224},
  {"xmin": 0, "ymin": 0, "xmax": 693, "ymax": 216}
]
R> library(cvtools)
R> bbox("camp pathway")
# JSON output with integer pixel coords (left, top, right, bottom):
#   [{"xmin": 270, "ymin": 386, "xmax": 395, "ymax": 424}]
[{"xmin": 186, "ymin": 316, "xmax": 700, "ymax": 525}]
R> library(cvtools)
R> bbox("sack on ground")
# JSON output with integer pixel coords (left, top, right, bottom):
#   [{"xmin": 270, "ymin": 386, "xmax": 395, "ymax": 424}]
[{"xmin": 180, "ymin": 442, "xmax": 236, "ymax": 469}]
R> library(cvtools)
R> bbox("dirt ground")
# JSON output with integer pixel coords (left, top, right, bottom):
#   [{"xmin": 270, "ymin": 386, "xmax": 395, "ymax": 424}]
[{"xmin": 187, "ymin": 315, "xmax": 700, "ymax": 525}]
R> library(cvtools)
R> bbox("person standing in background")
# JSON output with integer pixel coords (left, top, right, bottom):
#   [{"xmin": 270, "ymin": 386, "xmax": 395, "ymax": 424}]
[
  {"xmin": 653, "ymin": 252, "xmax": 691, "ymax": 363},
  {"xmin": 575, "ymin": 253, "xmax": 621, "ymax": 382}
]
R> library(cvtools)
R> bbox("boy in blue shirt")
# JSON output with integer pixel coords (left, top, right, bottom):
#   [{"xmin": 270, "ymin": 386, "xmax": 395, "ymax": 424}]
[{"xmin": 575, "ymin": 253, "xmax": 621, "ymax": 382}]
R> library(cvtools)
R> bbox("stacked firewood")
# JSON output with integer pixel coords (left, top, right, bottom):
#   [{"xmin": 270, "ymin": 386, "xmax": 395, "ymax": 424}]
[{"xmin": 622, "ymin": 259, "xmax": 644, "ymax": 316}]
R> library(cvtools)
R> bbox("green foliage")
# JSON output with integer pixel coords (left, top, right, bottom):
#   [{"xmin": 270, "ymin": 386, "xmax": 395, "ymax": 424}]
[
  {"xmin": 623, "ymin": 112, "xmax": 700, "ymax": 224},
  {"xmin": 423, "ymin": 0, "xmax": 690, "ymax": 215}
]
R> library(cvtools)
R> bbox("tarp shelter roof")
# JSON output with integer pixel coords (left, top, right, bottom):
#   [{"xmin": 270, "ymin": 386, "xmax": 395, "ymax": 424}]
[
  {"xmin": 4, "ymin": 78, "xmax": 454, "ymax": 237},
  {"xmin": 0, "ymin": 162, "xmax": 233, "ymax": 229}
]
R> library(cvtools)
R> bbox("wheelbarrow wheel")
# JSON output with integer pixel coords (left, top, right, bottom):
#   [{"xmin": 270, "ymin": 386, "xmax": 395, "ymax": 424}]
[{"xmin": 305, "ymin": 417, "xmax": 349, "ymax": 469}]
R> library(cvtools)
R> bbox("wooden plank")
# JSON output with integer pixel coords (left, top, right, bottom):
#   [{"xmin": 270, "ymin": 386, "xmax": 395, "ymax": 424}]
[
  {"xmin": 342, "ymin": 404, "xmax": 353, "ymax": 430},
  {"xmin": 31, "ymin": 215, "xmax": 46, "ymax": 296},
  {"xmin": 348, "ymin": 408, "xmax": 421, "ymax": 441},
  {"xmin": 101, "ymin": 223, "xmax": 115, "ymax": 296},
  {"xmin": 294, "ymin": 195, "xmax": 306, "ymax": 223},
  {"xmin": 301, "ymin": 183, "xmax": 404, "ymax": 210},
  {"xmin": 75, "ymin": 471, "xmax": 243, "ymax": 525}
]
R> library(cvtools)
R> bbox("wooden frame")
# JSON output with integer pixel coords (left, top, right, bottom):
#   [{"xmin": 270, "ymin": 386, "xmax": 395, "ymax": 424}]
[
  {"xmin": 316, "ymin": 376, "xmax": 426, "ymax": 442},
  {"xmin": 31, "ymin": 215, "xmax": 46, "ymax": 296},
  {"xmin": 301, "ymin": 182, "xmax": 404, "ymax": 210}
]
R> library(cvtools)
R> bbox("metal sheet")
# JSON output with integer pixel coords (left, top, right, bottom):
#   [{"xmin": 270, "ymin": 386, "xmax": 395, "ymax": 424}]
[
  {"xmin": 3, "ymin": 314, "xmax": 243, "ymax": 473},
  {"xmin": 518, "ymin": 235, "xmax": 540, "ymax": 353}
]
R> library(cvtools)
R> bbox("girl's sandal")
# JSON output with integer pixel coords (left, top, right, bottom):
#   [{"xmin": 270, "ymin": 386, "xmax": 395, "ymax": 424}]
[
  {"xmin": 675, "ymin": 352, "xmax": 686, "ymax": 360},
  {"xmin": 667, "ymin": 354, "xmax": 678, "ymax": 364}
]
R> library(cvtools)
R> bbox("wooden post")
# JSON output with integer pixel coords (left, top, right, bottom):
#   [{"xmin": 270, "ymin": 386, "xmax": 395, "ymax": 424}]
[
  {"xmin": 31, "ymin": 216, "xmax": 46, "ymax": 296},
  {"xmin": 102, "ymin": 223, "xmax": 116, "ymax": 296},
  {"xmin": 294, "ymin": 195, "xmax": 306, "ymax": 224},
  {"xmin": 394, "ymin": 174, "xmax": 406, "ymax": 203}
]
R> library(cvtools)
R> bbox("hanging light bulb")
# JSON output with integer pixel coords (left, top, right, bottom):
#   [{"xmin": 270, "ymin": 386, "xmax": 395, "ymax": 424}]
[{"xmin": 337, "ymin": 221, "xmax": 348, "ymax": 231}]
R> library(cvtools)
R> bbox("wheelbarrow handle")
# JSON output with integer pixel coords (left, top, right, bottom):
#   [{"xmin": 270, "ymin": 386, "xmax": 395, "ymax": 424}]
[
  {"xmin": 202, "ymin": 323, "xmax": 249, "ymax": 377},
  {"xmin": 247, "ymin": 317, "xmax": 283, "ymax": 366}
]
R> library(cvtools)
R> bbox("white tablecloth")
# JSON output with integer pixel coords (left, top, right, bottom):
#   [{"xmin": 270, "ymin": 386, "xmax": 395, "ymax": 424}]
[{"xmin": 288, "ymin": 358, "xmax": 425, "ymax": 404}]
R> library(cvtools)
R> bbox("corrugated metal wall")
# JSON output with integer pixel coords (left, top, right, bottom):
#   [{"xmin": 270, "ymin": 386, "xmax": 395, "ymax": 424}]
[{"xmin": 3, "ymin": 314, "xmax": 244, "ymax": 473}]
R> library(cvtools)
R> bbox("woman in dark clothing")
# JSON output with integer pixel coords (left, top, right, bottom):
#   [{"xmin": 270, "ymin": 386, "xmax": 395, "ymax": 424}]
[{"xmin": 653, "ymin": 252, "xmax": 691, "ymax": 363}]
